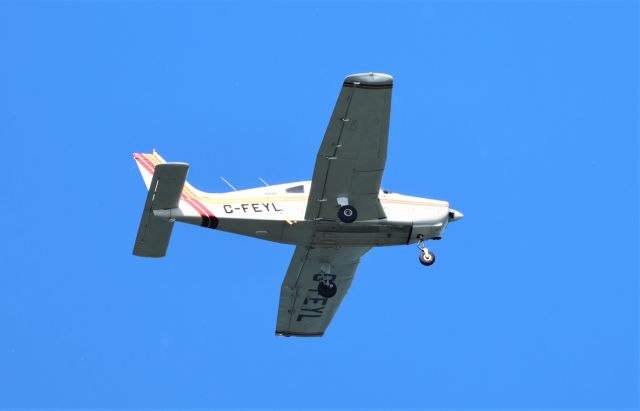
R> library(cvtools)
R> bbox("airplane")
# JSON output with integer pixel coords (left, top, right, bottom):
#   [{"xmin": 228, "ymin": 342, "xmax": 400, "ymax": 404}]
[{"xmin": 132, "ymin": 72, "xmax": 463, "ymax": 337}]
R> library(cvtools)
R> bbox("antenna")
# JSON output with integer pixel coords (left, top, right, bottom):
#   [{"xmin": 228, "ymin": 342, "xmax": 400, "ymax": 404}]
[
  {"xmin": 258, "ymin": 177, "xmax": 269, "ymax": 187},
  {"xmin": 220, "ymin": 177, "xmax": 237, "ymax": 191}
]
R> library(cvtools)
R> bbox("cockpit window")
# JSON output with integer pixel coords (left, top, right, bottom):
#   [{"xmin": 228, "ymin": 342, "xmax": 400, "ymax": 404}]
[
  {"xmin": 286, "ymin": 185, "xmax": 305, "ymax": 194},
  {"xmin": 382, "ymin": 187, "xmax": 394, "ymax": 194}
]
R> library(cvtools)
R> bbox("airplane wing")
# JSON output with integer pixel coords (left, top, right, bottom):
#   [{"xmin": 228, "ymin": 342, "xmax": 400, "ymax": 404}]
[
  {"xmin": 276, "ymin": 245, "xmax": 370, "ymax": 336},
  {"xmin": 305, "ymin": 73, "xmax": 393, "ymax": 222}
]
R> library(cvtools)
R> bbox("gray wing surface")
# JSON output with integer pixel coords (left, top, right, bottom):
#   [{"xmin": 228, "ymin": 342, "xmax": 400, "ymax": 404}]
[
  {"xmin": 305, "ymin": 73, "xmax": 393, "ymax": 222},
  {"xmin": 276, "ymin": 245, "xmax": 370, "ymax": 337}
]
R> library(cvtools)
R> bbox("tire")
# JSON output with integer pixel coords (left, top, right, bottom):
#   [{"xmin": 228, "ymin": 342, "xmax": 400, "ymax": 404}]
[
  {"xmin": 337, "ymin": 205, "xmax": 358, "ymax": 223},
  {"xmin": 419, "ymin": 251, "xmax": 436, "ymax": 266},
  {"xmin": 318, "ymin": 281, "xmax": 338, "ymax": 298}
]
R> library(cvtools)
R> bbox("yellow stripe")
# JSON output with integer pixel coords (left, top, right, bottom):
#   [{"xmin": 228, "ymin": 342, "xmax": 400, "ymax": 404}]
[
  {"xmin": 146, "ymin": 153, "xmax": 161, "ymax": 165},
  {"xmin": 183, "ymin": 186, "xmax": 197, "ymax": 198},
  {"xmin": 145, "ymin": 152, "xmax": 200, "ymax": 198},
  {"xmin": 199, "ymin": 196, "xmax": 306, "ymax": 204},
  {"xmin": 152, "ymin": 152, "xmax": 167, "ymax": 164},
  {"xmin": 382, "ymin": 199, "xmax": 447, "ymax": 207},
  {"xmin": 198, "ymin": 195, "xmax": 446, "ymax": 207},
  {"xmin": 145, "ymin": 152, "xmax": 445, "ymax": 207}
]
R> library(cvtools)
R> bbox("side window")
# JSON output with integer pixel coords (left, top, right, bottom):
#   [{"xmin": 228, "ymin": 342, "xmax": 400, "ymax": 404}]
[{"xmin": 286, "ymin": 185, "xmax": 305, "ymax": 194}]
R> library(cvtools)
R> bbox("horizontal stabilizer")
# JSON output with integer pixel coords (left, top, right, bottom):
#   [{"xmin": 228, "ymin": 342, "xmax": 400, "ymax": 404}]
[{"xmin": 133, "ymin": 163, "xmax": 189, "ymax": 257}]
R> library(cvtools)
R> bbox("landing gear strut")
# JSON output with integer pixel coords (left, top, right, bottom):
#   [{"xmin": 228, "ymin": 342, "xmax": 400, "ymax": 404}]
[{"xmin": 417, "ymin": 235, "xmax": 436, "ymax": 266}]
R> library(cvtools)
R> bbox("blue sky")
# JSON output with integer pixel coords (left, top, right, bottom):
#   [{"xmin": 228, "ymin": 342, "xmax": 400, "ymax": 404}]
[{"xmin": 0, "ymin": 1, "xmax": 637, "ymax": 409}]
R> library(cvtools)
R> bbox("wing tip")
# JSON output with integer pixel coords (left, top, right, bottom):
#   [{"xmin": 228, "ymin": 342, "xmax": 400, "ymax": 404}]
[
  {"xmin": 275, "ymin": 330, "xmax": 324, "ymax": 338},
  {"xmin": 344, "ymin": 72, "xmax": 393, "ymax": 88}
]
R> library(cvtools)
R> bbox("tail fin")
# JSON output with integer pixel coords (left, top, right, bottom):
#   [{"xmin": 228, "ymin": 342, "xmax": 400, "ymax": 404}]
[{"xmin": 133, "ymin": 150, "xmax": 203, "ymax": 197}]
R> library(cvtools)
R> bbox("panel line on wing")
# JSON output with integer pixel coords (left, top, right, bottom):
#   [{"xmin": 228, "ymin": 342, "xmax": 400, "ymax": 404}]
[
  {"xmin": 304, "ymin": 77, "xmax": 391, "ymax": 222},
  {"xmin": 315, "ymin": 85, "xmax": 358, "ymax": 220},
  {"xmin": 286, "ymin": 246, "xmax": 312, "ymax": 331}
]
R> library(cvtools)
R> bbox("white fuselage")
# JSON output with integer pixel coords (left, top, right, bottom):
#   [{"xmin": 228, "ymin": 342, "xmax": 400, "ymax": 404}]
[{"xmin": 170, "ymin": 181, "xmax": 452, "ymax": 247}]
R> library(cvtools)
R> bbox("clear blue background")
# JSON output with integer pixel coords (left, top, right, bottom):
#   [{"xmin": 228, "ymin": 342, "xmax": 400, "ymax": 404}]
[{"xmin": 0, "ymin": 1, "xmax": 637, "ymax": 409}]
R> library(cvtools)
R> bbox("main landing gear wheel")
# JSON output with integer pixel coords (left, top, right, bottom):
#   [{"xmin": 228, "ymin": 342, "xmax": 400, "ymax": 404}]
[
  {"xmin": 318, "ymin": 280, "xmax": 338, "ymax": 298},
  {"xmin": 419, "ymin": 250, "xmax": 436, "ymax": 266},
  {"xmin": 337, "ymin": 205, "xmax": 358, "ymax": 223}
]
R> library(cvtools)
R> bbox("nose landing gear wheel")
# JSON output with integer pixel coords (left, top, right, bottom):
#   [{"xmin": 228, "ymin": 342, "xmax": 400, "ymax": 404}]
[
  {"xmin": 318, "ymin": 280, "xmax": 338, "ymax": 298},
  {"xmin": 337, "ymin": 205, "xmax": 358, "ymax": 223},
  {"xmin": 416, "ymin": 234, "xmax": 436, "ymax": 267},
  {"xmin": 419, "ymin": 251, "xmax": 436, "ymax": 266}
]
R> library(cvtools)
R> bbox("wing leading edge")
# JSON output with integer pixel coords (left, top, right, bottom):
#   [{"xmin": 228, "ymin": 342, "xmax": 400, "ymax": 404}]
[
  {"xmin": 305, "ymin": 73, "xmax": 393, "ymax": 222},
  {"xmin": 276, "ymin": 246, "xmax": 370, "ymax": 336}
]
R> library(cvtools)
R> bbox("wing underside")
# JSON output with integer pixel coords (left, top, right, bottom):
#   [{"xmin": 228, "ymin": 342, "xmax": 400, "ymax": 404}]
[
  {"xmin": 305, "ymin": 73, "xmax": 393, "ymax": 222},
  {"xmin": 276, "ymin": 246, "xmax": 370, "ymax": 336}
]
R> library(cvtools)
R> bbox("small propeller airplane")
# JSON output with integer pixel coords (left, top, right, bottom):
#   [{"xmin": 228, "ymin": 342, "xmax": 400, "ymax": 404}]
[{"xmin": 132, "ymin": 73, "xmax": 463, "ymax": 337}]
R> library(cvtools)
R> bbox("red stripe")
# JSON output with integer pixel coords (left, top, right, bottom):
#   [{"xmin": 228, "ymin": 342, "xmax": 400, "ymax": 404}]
[
  {"xmin": 182, "ymin": 196, "xmax": 214, "ymax": 228},
  {"xmin": 134, "ymin": 154, "xmax": 155, "ymax": 174},
  {"xmin": 182, "ymin": 196, "xmax": 208, "ymax": 222},
  {"xmin": 191, "ymin": 198, "xmax": 214, "ymax": 217},
  {"xmin": 182, "ymin": 195, "xmax": 206, "ymax": 216},
  {"xmin": 134, "ymin": 153, "xmax": 218, "ymax": 229},
  {"xmin": 134, "ymin": 154, "xmax": 155, "ymax": 175},
  {"xmin": 182, "ymin": 196, "xmax": 206, "ymax": 219},
  {"xmin": 190, "ymin": 199, "xmax": 216, "ymax": 227},
  {"xmin": 135, "ymin": 153, "xmax": 157, "ymax": 174},
  {"xmin": 186, "ymin": 196, "xmax": 218, "ymax": 229}
]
